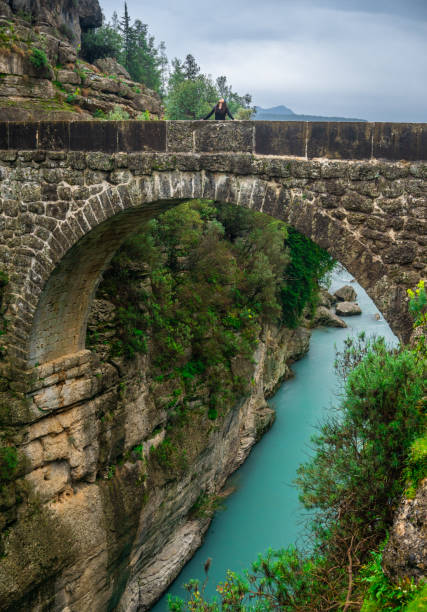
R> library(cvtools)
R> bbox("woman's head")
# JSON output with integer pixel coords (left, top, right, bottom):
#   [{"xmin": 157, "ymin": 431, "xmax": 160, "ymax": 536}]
[{"xmin": 217, "ymin": 98, "xmax": 226, "ymax": 109}]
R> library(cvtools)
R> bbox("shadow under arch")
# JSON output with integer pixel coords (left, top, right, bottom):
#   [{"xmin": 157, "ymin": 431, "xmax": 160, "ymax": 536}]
[
  {"xmin": 24, "ymin": 170, "xmax": 404, "ymax": 369},
  {"xmin": 28, "ymin": 199, "xmax": 182, "ymax": 366}
]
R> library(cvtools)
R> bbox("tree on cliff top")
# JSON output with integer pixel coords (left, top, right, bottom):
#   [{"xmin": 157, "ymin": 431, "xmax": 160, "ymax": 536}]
[{"xmin": 80, "ymin": 3, "xmax": 166, "ymax": 93}]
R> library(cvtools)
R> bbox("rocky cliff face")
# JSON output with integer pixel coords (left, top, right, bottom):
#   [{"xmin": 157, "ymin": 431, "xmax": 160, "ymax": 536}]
[
  {"xmin": 383, "ymin": 479, "xmax": 427, "ymax": 584},
  {"xmin": 0, "ymin": 315, "xmax": 311, "ymax": 611},
  {"xmin": 0, "ymin": 2, "xmax": 162, "ymax": 120},
  {"xmin": 2, "ymin": 0, "xmax": 102, "ymax": 44}
]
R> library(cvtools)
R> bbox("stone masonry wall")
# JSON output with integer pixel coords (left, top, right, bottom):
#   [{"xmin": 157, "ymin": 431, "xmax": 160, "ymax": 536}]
[{"xmin": 0, "ymin": 120, "xmax": 425, "ymax": 390}]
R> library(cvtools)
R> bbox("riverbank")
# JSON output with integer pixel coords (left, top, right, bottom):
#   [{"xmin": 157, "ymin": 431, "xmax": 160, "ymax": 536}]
[{"xmin": 152, "ymin": 267, "xmax": 398, "ymax": 610}]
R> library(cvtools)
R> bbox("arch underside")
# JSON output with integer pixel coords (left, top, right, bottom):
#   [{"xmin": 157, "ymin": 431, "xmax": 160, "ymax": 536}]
[{"xmin": 9, "ymin": 169, "xmax": 416, "ymax": 369}]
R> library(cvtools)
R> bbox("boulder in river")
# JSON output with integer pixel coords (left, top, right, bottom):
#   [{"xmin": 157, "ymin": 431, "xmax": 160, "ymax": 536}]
[
  {"xmin": 335, "ymin": 301, "xmax": 362, "ymax": 316},
  {"xmin": 334, "ymin": 285, "xmax": 357, "ymax": 302},
  {"xmin": 318, "ymin": 289, "xmax": 337, "ymax": 308},
  {"xmin": 313, "ymin": 306, "xmax": 347, "ymax": 328}
]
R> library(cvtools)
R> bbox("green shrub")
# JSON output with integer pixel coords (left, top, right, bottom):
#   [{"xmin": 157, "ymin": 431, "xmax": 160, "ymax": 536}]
[
  {"xmin": 106, "ymin": 106, "xmax": 130, "ymax": 120},
  {"xmin": 93, "ymin": 108, "xmax": 107, "ymax": 119},
  {"xmin": 169, "ymin": 338, "xmax": 426, "ymax": 611},
  {"xmin": 137, "ymin": 110, "xmax": 151, "ymax": 120},
  {"xmin": 0, "ymin": 445, "xmax": 18, "ymax": 483},
  {"xmin": 280, "ymin": 227, "xmax": 334, "ymax": 327},
  {"xmin": 361, "ymin": 545, "xmax": 424, "ymax": 611},
  {"xmin": 404, "ymin": 430, "xmax": 427, "ymax": 498},
  {"xmin": 29, "ymin": 47, "xmax": 49, "ymax": 71}
]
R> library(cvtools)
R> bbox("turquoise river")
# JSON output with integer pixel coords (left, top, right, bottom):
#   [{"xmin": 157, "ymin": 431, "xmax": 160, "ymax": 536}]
[{"xmin": 152, "ymin": 267, "xmax": 398, "ymax": 610}]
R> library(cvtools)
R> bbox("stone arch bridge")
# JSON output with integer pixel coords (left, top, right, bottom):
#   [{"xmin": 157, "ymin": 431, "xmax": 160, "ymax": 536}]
[
  {"xmin": 0, "ymin": 120, "xmax": 426, "ymax": 611},
  {"xmin": 0, "ymin": 119, "xmax": 426, "ymax": 416}
]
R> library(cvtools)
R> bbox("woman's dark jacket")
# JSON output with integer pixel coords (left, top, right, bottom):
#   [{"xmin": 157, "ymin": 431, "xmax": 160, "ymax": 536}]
[{"xmin": 203, "ymin": 104, "xmax": 234, "ymax": 120}]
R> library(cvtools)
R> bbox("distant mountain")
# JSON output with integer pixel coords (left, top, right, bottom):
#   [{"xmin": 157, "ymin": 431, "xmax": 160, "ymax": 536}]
[
  {"xmin": 255, "ymin": 105, "xmax": 295, "ymax": 116},
  {"xmin": 254, "ymin": 105, "xmax": 365, "ymax": 122}
]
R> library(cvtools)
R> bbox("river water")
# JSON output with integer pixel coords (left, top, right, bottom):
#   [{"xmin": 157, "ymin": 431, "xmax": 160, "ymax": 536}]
[{"xmin": 151, "ymin": 267, "xmax": 398, "ymax": 610}]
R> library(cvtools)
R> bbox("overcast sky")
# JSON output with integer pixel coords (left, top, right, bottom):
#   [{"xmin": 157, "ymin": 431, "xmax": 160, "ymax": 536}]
[{"xmin": 100, "ymin": 0, "xmax": 427, "ymax": 121}]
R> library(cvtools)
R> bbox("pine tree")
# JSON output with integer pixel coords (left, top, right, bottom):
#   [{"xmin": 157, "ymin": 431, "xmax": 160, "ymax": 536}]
[{"xmin": 119, "ymin": 2, "xmax": 132, "ymax": 71}]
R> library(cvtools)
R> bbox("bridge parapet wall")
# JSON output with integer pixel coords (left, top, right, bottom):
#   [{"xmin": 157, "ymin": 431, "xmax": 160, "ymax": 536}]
[{"xmin": 0, "ymin": 120, "xmax": 427, "ymax": 160}]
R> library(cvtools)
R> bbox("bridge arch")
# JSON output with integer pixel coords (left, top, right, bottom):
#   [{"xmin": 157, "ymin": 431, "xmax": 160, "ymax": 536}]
[
  {"xmin": 0, "ymin": 118, "xmax": 424, "ymax": 380},
  {"xmin": 14, "ymin": 167, "xmax": 406, "ymax": 368}
]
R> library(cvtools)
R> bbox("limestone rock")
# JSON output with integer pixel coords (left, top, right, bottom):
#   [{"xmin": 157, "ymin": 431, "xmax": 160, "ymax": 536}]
[
  {"xmin": 0, "ymin": 11, "xmax": 162, "ymax": 120},
  {"xmin": 383, "ymin": 479, "xmax": 427, "ymax": 583},
  {"xmin": 318, "ymin": 289, "xmax": 337, "ymax": 308},
  {"xmin": 9, "ymin": 0, "xmax": 102, "ymax": 44},
  {"xmin": 334, "ymin": 284, "xmax": 357, "ymax": 302},
  {"xmin": 313, "ymin": 306, "xmax": 347, "ymax": 328},
  {"xmin": 57, "ymin": 69, "xmax": 81, "ymax": 85},
  {"xmin": 335, "ymin": 301, "xmax": 362, "ymax": 316},
  {"xmin": 87, "ymin": 299, "xmax": 116, "ymax": 325},
  {"xmin": 95, "ymin": 57, "xmax": 131, "ymax": 80},
  {"xmin": 0, "ymin": 1, "xmax": 12, "ymax": 18}
]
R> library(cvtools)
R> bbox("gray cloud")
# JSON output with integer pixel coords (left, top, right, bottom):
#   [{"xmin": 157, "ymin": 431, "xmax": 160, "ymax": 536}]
[{"xmin": 99, "ymin": 0, "xmax": 427, "ymax": 121}]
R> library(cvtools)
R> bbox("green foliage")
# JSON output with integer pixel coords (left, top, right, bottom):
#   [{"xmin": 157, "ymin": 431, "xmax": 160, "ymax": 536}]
[
  {"xmin": 58, "ymin": 22, "xmax": 74, "ymax": 42},
  {"xmin": 52, "ymin": 80, "xmax": 66, "ymax": 92},
  {"xmin": 360, "ymin": 545, "xmax": 424, "ymax": 611},
  {"xmin": 297, "ymin": 340, "xmax": 425, "ymax": 550},
  {"xmin": 166, "ymin": 74, "xmax": 218, "ymax": 120},
  {"xmin": 190, "ymin": 492, "xmax": 225, "ymax": 519},
  {"xmin": 80, "ymin": 7, "xmax": 167, "ymax": 94},
  {"xmin": 280, "ymin": 227, "xmax": 334, "ymax": 327},
  {"xmin": 106, "ymin": 105, "xmax": 130, "ymax": 120},
  {"xmin": 407, "ymin": 281, "xmax": 427, "ymax": 357},
  {"xmin": 404, "ymin": 584, "xmax": 427, "ymax": 611},
  {"xmin": 0, "ymin": 445, "xmax": 18, "ymax": 483},
  {"xmin": 404, "ymin": 429, "xmax": 427, "ymax": 498},
  {"xmin": 29, "ymin": 47, "xmax": 48, "ymax": 70},
  {"xmin": 17, "ymin": 10, "xmax": 32, "ymax": 23},
  {"xmin": 80, "ymin": 23, "xmax": 122, "ymax": 64},
  {"xmin": 90, "ymin": 201, "xmax": 333, "ymax": 428},
  {"xmin": 169, "ymin": 337, "xmax": 426, "ymax": 611},
  {"xmin": 165, "ymin": 57, "xmax": 253, "ymax": 119},
  {"xmin": 93, "ymin": 108, "xmax": 107, "ymax": 119},
  {"xmin": 168, "ymin": 547, "xmax": 325, "ymax": 611},
  {"xmin": 136, "ymin": 110, "xmax": 151, "ymax": 120}
]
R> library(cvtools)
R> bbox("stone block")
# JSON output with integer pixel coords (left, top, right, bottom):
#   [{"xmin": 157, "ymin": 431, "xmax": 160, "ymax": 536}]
[
  {"xmin": 166, "ymin": 121, "xmax": 194, "ymax": 152},
  {"xmin": 38, "ymin": 122, "xmax": 70, "ymax": 150},
  {"xmin": 384, "ymin": 241, "xmax": 418, "ymax": 264},
  {"xmin": 307, "ymin": 122, "xmax": 373, "ymax": 160},
  {"xmin": 255, "ymin": 121, "xmax": 306, "ymax": 156},
  {"xmin": 8, "ymin": 122, "xmax": 37, "ymax": 150},
  {"xmin": 70, "ymin": 121, "xmax": 118, "ymax": 153},
  {"xmin": 374, "ymin": 123, "xmax": 427, "ymax": 161},
  {"xmin": 117, "ymin": 121, "xmax": 166, "ymax": 153},
  {"xmin": 195, "ymin": 121, "xmax": 253, "ymax": 153},
  {"xmin": 56, "ymin": 69, "xmax": 81, "ymax": 85}
]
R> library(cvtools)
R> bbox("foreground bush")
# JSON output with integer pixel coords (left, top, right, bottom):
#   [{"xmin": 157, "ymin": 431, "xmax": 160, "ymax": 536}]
[{"xmin": 168, "ymin": 335, "xmax": 426, "ymax": 610}]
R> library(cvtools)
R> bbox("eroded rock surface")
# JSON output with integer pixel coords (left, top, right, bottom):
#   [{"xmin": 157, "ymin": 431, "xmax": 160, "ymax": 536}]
[
  {"xmin": 334, "ymin": 284, "xmax": 357, "ymax": 302},
  {"xmin": 0, "ymin": 320, "xmax": 310, "ymax": 611},
  {"xmin": 312, "ymin": 305, "xmax": 347, "ymax": 328},
  {"xmin": 5, "ymin": 0, "xmax": 102, "ymax": 44},
  {"xmin": 0, "ymin": 8, "xmax": 162, "ymax": 120},
  {"xmin": 336, "ymin": 301, "xmax": 362, "ymax": 316},
  {"xmin": 383, "ymin": 479, "xmax": 427, "ymax": 583}
]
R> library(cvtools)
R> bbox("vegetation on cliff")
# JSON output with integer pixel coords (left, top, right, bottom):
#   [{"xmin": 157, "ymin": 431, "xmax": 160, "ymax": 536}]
[
  {"xmin": 88, "ymin": 200, "xmax": 334, "ymax": 425},
  {"xmin": 167, "ymin": 290, "xmax": 426, "ymax": 611}
]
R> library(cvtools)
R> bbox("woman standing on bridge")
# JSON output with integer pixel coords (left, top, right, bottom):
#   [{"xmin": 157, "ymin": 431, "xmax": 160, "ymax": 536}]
[{"xmin": 203, "ymin": 98, "xmax": 234, "ymax": 120}]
